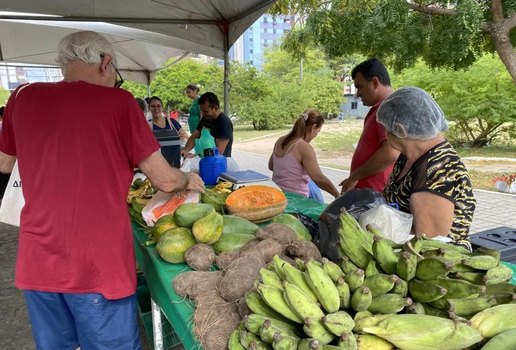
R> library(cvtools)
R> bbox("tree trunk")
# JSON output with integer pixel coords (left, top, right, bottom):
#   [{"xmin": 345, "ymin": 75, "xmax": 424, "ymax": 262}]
[{"xmin": 490, "ymin": 0, "xmax": 516, "ymax": 85}]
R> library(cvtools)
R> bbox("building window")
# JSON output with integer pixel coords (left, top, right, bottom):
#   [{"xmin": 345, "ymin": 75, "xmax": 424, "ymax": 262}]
[
  {"xmin": 351, "ymin": 102, "xmax": 358, "ymax": 110},
  {"xmin": 264, "ymin": 16, "xmax": 268, "ymax": 23}
]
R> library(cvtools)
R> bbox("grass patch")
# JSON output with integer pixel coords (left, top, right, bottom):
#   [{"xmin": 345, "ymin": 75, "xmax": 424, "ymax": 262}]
[
  {"xmin": 468, "ymin": 170, "xmax": 500, "ymax": 191},
  {"xmin": 233, "ymin": 125, "xmax": 289, "ymax": 142},
  {"xmin": 456, "ymin": 146, "xmax": 516, "ymax": 158},
  {"xmin": 313, "ymin": 130, "xmax": 362, "ymax": 154}
]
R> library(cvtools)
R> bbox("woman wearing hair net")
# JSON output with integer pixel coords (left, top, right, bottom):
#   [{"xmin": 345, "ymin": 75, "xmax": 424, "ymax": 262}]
[{"xmin": 377, "ymin": 87, "xmax": 476, "ymax": 250}]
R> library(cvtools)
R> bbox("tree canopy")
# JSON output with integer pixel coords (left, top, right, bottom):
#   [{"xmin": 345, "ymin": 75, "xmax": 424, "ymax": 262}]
[{"xmin": 270, "ymin": 0, "xmax": 516, "ymax": 84}]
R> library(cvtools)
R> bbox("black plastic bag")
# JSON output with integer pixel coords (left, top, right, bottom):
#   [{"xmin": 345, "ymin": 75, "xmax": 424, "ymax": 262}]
[{"xmin": 314, "ymin": 188, "xmax": 386, "ymax": 262}]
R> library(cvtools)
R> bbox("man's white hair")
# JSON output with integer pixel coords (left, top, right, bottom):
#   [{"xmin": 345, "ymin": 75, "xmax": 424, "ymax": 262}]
[{"xmin": 57, "ymin": 31, "xmax": 117, "ymax": 71}]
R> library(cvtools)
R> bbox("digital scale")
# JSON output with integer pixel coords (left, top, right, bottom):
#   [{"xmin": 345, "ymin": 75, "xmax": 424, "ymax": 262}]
[{"xmin": 217, "ymin": 170, "xmax": 282, "ymax": 190}]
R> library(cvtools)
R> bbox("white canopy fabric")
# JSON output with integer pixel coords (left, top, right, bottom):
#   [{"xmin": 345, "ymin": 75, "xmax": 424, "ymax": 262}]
[{"xmin": 0, "ymin": 0, "xmax": 276, "ymax": 86}]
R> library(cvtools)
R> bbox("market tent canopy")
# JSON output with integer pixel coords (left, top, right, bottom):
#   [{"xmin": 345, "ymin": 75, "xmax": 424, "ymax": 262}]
[{"xmin": 0, "ymin": 0, "xmax": 276, "ymax": 85}]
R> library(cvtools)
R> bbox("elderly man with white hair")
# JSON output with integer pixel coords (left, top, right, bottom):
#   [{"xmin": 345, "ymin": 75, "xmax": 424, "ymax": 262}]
[
  {"xmin": 378, "ymin": 86, "xmax": 476, "ymax": 251},
  {"xmin": 0, "ymin": 31, "xmax": 204, "ymax": 349}
]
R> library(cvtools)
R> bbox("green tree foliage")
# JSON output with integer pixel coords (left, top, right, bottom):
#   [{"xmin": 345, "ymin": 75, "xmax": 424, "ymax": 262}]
[
  {"xmin": 394, "ymin": 55, "xmax": 516, "ymax": 147},
  {"xmin": 270, "ymin": 0, "xmax": 516, "ymax": 84},
  {"xmin": 0, "ymin": 87, "xmax": 10, "ymax": 105}
]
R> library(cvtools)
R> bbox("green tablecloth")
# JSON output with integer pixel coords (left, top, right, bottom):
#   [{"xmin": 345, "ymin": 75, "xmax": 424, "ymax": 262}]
[{"xmin": 132, "ymin": 192, "xmax": 326, "ymax": 349}]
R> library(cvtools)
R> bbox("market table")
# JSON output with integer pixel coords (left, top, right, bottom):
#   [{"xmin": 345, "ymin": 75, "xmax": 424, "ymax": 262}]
[
  {"xmin": 132, "ymin": 193, "xmax": 516, "ymax": 350},
  {"xmin": 133, "ymin": 192, "xmax": 326, "ymax": 350}
]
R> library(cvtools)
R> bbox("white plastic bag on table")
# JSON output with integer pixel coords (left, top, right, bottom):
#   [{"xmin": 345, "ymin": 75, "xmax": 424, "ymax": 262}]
[
  {"xmin": 0, "ymin": 161, "xmax": 24, "ymax": 227},
  {"xmin": 180, "ymin": 157, "xmax": 200, "ymax": 173},
  {"xmin": 142, "ymin": 190, "xmax": 199, "ymax": 226},
  {"xmin": 359, "ymin": 204, "xmax": 413, "ymax": 244}
]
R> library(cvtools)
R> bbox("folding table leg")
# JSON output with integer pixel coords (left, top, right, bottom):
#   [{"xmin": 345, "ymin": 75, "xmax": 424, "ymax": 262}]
[{"xmin": 151, "ymin": 298, "xmax": 164, "ymax": 350}]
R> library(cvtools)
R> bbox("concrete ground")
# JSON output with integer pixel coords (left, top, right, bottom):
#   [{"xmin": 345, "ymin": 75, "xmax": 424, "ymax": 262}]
[{"xmin": 1, "ymin": 149, "xmax": 515, "ymax": 350}]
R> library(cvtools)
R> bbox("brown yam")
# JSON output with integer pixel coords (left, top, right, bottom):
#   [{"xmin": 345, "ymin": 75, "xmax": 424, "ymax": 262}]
[
  {"xmin": 172, "ymin": 270, "xmax": 222, "ymax": 299},
  {"xmin": 215, "ymin": 251, "xmax": 240, "ymax": 270},
  {"xmin": 193, "ymin": 290, "xmax": 241, "ymax": 350},
  {"xmin": 286, "ymin": 240, "xmax": 322, "ymax": 262},
  {"xmin": 184, "ymin": 244, "xmax": 216, "ymax": 271},
  {"xmin": 255, "ymin": 223, "xmax": 298, "ymax": 245},
  {"xmin": 240, "ymin": 238, "xmax": 284, "ymax": 264},
  {"xmin": 237, "ymin": 238, "xmax": 261, "ymax": 255},
  {"xmin": 218, "ymin": 253, "xmax": 266, "ymax": 302}
]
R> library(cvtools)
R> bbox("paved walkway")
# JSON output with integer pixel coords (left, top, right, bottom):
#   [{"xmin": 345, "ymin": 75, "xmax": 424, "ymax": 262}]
[{"xmin": 1, "ymin": 150, "xmax": 515, "ymax": 350}]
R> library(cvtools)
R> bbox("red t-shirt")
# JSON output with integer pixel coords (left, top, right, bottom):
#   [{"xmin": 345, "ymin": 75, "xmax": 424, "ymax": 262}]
[
  {"xmin": 350, "ymin": 101, "xmax": 394, "ymax": 192},
  {"xmin": 0, "ymin": 82, "xmax": 160, "ymax": 299}
]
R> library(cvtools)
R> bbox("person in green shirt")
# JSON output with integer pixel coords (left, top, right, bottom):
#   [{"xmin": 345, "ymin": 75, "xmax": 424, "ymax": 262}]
[{"xmin": 185, "ymin": 84, "xmax": 215, "ymax": 157}]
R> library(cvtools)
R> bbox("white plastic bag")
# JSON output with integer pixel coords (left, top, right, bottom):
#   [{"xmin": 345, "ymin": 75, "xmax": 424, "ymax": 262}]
[
  {"xmin": 180, "ymin": 157, "xmax": 201, "ymax": 173},
  {"xmin": 0, "ymin": 161, "xmax": 24, "ymax": 226},
  {"xmin": 141, "ymin": 190, "xmax": 199, "ymax": 226},
  {"xmin": 359, "ymin": 204, "xmax": 413, "ymax": 244}
]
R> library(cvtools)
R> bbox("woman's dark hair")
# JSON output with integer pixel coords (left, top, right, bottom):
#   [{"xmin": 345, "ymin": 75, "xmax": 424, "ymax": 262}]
[
  {"xmin": 148, "ymin": 96, "xmax": 163, "ymax": 106},
  {"xmin": 281, "ymin": 109, "xmax": 324, "ymax": 149},
  {"xmin": 198, "ymin": 92, "xmax": 219, "ymax": 108},
  {"xmin": 185, "ymin": 84, "xmax": 200, "ymax": 93},
  {"xmin": 351, "ymin": 58, "xmax": 391, "ymax": 86}
]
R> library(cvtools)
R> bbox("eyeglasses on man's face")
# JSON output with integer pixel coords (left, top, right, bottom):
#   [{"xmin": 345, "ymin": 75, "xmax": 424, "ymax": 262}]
[{"xmin": 100, "ymin": 54, "xmax": 124, "ymax": 88}]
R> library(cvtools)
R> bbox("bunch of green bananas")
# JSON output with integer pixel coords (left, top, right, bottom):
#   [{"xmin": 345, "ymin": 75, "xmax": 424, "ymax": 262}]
[
  {"xmin": 227, "ymin": 209, "xmax": 516, "ymax": 349},
  {"xmin": 212, "ymin": 180, "xmax": 233, "ymax": 195},
  {"xmin": 127, "ymin": 178, "xmax": 154, "ymax": 227}
]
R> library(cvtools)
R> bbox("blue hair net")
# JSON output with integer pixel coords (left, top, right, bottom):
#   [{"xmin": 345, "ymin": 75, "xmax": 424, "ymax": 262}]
[{"xmin": 377, "ymin": 86, "xmax": 448, "ymax": 140}]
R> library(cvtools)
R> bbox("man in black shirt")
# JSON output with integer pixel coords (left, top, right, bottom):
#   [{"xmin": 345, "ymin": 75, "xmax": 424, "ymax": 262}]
[{"xmin": 182, "ymin": 92, "xmax": 233, "ymax": 157}]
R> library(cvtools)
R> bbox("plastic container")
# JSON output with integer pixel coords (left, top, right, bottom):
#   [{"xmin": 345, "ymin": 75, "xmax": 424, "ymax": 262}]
[
  {"xmin": 199, "ymin": 148, "xmax": 227, "ymax": 185},
  {"xmin": 471, "ymin": 226, "xmax": 516, "ymax": 263}
]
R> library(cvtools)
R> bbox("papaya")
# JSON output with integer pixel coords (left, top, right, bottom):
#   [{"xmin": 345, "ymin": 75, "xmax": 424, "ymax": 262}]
[
  {"xmin": 212, "ymin": 233, "xmax": 255, "ymax": 254},
  {"xmin": 200, "ymin": 188, "xmax": 228, "ymax": 213},
  {"xmin": 222, "ymin": 215, "xmax": 259, "ymax": 235},
  {"xmin": 225, "ymin": 185, "xmax": 287, "ymax": 222},
  {"xmin": 192, "ymin": 211, "xmax": 223, "ymax": 244},
  {"xmin": 156, "ymin": 227, "xmax": 197, "ymax": 263},
  {"xmin": 174, "ymin": 203, "xmax": 215, "ymax": 228},
  {"xmin": 151, "ymin": 213, "xmax": 177, "ymax": 242},
  {"xmin": 272, "ymin": 213, "xmax": 311, "ymax": 241}
]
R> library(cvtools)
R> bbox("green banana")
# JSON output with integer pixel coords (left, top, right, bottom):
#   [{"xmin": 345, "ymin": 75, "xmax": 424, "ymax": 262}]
[
  {"xmin": 476, "ymin": 246, "xmax": 501, "ymax": 261},
  {"xmin": 422, "ymin": 248, "xmax": 467, "ymax": 265},
  {"xmin": 272, "ymin": 255, "xmax": 290, "ymax": 279},
  {"xmin": 415, "ymin": 258, "xmax": 452, "ymax": 280},
  {"xmin": 356, "ymin": 334, "xmax": 395, "ymax": 350},
  {"xmin": 368, "ymin": 293, "xmax": 413, "ymax": 314},
  {"xmin": 446, "ymin": 296, "xmax": 497, "ymax": 317},
  {"xmin": 372, "ymin": 235, "xmax": 398, "ymax": 275},
  {"xmin": 353, "ymin": 310, "xmax": 373, "ymax": 322},
  {"xmin": 248, "ymin": 340, "xmax": 270, "ymax": 350},
  {"xmin": 239, "ymin": 329, "xmax": 261, "ymax": 349},
  {"xmin": 337, "ymin": 332, "xmax": 357, "ymax": 350},
  {"xmin": 365, "ymin": 259, "xmax": 380, "ymax": 277},
  {"xmin": 340, "ymin": 255, "xmax": 359, "ymax": 274},
  {"xmin": 245, "ymin": 290, "xmax": 290, "ymax": 322},
  {"xmin": 256, "ymin": 283, "xmax": 303, "ymax": 323},
  {"xmin": 228, "ymin": 329, "xmax": 245, "ymax": 350},
  {"xmin": 303, "ymin": 317, "xmax": 335, "ymax": 345},
  {"xmin": 282, "ymin": 262, "xmax": 318, "ymax": 303},
  {"xmin": 260, "ymin": 268, "xmax": 284, "ymax": 290},
  {"xmin": 321, "ymin": 311, "xmax": 355, "ymax": 336},
  {"xmin": 259, "ymin": 319, "xmax": 299, "ymax": 344},
  {"xmin": 282, "ymin": 281, "xmax": 324, "ymax": 319},
  {"xmin": 483, "ymin": 283, "xmax": 516, "ymax": 295},
  {"xmin": 408, "ymin": 279, "xmax": 448, "ymax": 303},
  {"xmin": 462, "ymin": 255, "xmax": 499, "ymax": 270},
  {"xmin": 363, "ymin": 274, "xmax": 398, "ymax": 297},
  {"xmin": 480, "ymin": 328, "xmax": 516, "ymax": 350},
  {"xmin": 422, "ymin": 303, "xmax": 451, "ymax": 318},
  {"xmin": 350, "ymin": 286, "xmax": 372, "ymax": 312},
  {"xmin": 304, "ymin": 260, "xmax": 341, "ymax": 313},
  {"xmin": 322, "ymin": 258, "xmax": 345, "ymax": 283},
  {"xmin": 430, "ymin": 277, "xmax": 485, "ymax": 299},
  {"xmin": 297, "ymin": 339, "xmax": 319, "ymax": 350},
  {"xmin": 353, "ymin": 314, "xmax": 395, "ymax": 333},
  {"xmin": 483, "ymin": 264, "xmax": 513, "ymax": 285},
  {"xmin": 471, "ymin": 304, "xmax": 516, "ymax": 338},
  {"xmin": 338, "ymin": 210, "xmax": 373, "ymax": 269},
  {"xmin": 243, "ymin": 313, "xmax": 266, "ymax": 334},
  {"xmin": 336, "ymin": 277, "xmax": 351, "ymax": 309},
  {"xmin": 419, "ymin": 237, "xmax": 470, "ymax": 254},
  {"xmin": 391, "ymin": 278, "xmax": 408, "ymax": 297},
  {"xmin": 406, "ymin": 302, "xmax": 426, "ymax": 315},
  {"xmin": 271, "ymin": 332, "xmax": 300, "ymax": 350},
  {"xmin": 454, "ymin": 271, "xmax": 485, "ymax": 285},
  {"xmin": 344, "ymin": 268, "xmax": 365, "ymax": 292},
  {"xmin": 396, "ymin": 251, "xmax": 417, "ymax": 281}
]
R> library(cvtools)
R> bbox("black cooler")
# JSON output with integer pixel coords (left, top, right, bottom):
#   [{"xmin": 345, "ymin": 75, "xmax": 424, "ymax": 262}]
[{"xmin": 153, "ymin": 128, "xmax": 181, "ymax": 168}]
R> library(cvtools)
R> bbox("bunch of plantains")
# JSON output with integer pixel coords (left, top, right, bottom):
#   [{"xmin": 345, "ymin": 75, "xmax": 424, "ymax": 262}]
[
  {"xmin": 228, "ymin": 209, "xmax": 516, "ymax": 350},
  {"xmin": 127, "ymin": 177, "xmax": 155, "ymax": 227}
]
